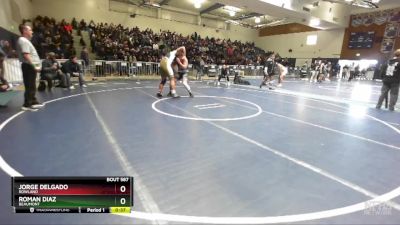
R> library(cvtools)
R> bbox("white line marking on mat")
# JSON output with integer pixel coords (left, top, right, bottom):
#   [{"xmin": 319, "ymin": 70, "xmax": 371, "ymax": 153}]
[
  {"xmin": 135, "ymin": 88, "xmax": 400, "ymax": 224},
  {"xmin": 197, "ymin": 105, "xmax": 226, "ymax": 110},
  {"xmin": 152, "ymin": 96, "xmax": 262, "ymax": 121},
  {"xmin": 84, "ymin": 92, "xmax": 165, "ymax": 225},
  {"xmin": 194, "ymin": 103, "xmax": 221, "ymax": 108}
]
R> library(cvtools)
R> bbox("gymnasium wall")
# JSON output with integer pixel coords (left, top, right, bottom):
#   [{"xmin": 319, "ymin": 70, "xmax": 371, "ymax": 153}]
[
  {"xmin": 31, "ymin": 0, "xmax": 258, "ymax": 43},
  {"xmin": 0, "ymin": 0, "xmax": 33, "ymax": 35},
  {"xmin": 0, "ymin": 0, "xmax": 349, "ymax": 62},
  {"xmin": 255, "ymin": 29, "xmax": 345, "ymax": 65}
]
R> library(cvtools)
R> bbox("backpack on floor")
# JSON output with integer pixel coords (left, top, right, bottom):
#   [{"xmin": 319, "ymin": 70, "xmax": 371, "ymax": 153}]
[{"xmin": 38, "ymin": 81, "xmax": 46, "ymax": 92}]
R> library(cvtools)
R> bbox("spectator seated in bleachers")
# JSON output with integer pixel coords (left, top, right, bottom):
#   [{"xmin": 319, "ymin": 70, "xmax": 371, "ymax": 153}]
[
  {"xmin": 30, "ymin": 16, "xmax": 272, "ymax": 71},
  {"xmin": 0, "ymin": 51, "xmax": 10, "ymax": 92},
  {"xmin": 0, "ymin": 40, "xmax": 17, "ymax": 58},
  {"xmin": 38, "ymin": 52, "xmax": 68, "ymax": 91},
  {"xmin": 61, "ymin": 55, "xmax": 87, "ymax": 89},
  {"xmin": 87, "ymin": 20, "xmax": 267, "ymax": 65},
  {"xmin": 31, "ymin": 16, "xmax": 75, "ymax": 59}
]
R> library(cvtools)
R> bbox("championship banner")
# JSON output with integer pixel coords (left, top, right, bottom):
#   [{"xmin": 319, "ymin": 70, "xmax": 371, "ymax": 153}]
[
  {"xmin": 363, "ymin": 14, "xmax": 374, "ymax": 26},
  {"xmin": 389, "ymin": 10, "xmax": 400, "ymax": 23},
  {"xmin": 381, "ymin": 38, "xmax": 395, "ymax": 53},
  {"xmin": 351, "ymin": 15, "xmax": 363, "ymax": 27},
  {"xmin": 374, "ymin": 11, "xmax": 388, "ymax": 25},
  {"xmin": 384, "ymin": 23, "xmax": 399, "ymax": 38},
  {"xmin": 351, "ymin": 8, "xmax": 400, "ymax": 26}
]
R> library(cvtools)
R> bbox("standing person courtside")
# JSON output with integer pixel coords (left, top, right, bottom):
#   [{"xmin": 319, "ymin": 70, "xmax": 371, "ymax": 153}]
[
  {"xmin": 376, "ymin": 49, "xmax": 400, "ymax": 111},
  {"xmin": 80, "ymin": 47, "xmax": 89, "ymax": 67},
  {"xmin": 17, "ymin": 24, "xmax": 44, "ymax": 111}
]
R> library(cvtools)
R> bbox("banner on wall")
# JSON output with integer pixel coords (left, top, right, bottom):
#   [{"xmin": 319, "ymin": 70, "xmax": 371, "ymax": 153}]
[
  {"xmin": 374, "ymin": 11, "xmax": 389, "ymax": 25},
  {"xmin": 384, "ymin": 23, "xmax": 399, "ymax": 38},
  {"xmin": 351, "ymin": 15, "xmax": 364, "ymax": 27},
  {"xmin": 389, "ymin": 10, "xmax": 400, "ymax": 23},
  {"xmin": 363, "ymin": 14, "xmax": 374, "ymax": 26},
  {"xmin": 381, "ymin": 38, "xmax": 395, "ymax": 53},
  {"xmin": 351, "ymin": 9, "xmax": 400, "ymax": 26}
]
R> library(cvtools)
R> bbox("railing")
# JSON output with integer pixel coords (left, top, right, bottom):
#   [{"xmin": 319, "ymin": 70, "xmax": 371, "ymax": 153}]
[
  {"xmin": 90, "ymin": 60, "xmax": 270, "ymax": 78},
  {"xmin": 3, "ymin": 59, "xmax": 87, "ymax": 83},
  {"xmin": 4, "ymin": 58, "xmax": 271, "ymax": 82},
  {"xmin": 202, "ymin": 64, "xmax": 265, "ymax": 77},
  {"xmin": 91, "ymin": 61, "xmax": 162, "ymax": 77},
  {"xmin": 3, "ymin": 59, "xmax": 23, "ymax": 83}
]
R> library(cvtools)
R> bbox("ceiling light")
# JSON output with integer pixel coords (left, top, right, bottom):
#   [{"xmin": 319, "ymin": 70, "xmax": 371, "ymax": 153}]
[
  {"xmin": 223, "ymin": 5, "xmax": 240, "ymax": 17},
  {"xmin": 192, "ymin": 0, "xmax": 204, "ymax": 8},
  {"xmin": 255, "ymin": 17, "xmax": 261, "ymax": 23},
  {"xmin": 224, "ymin": 6, "xmax": 241, "ymax": 12},
  {"xmin": 264, "ymin": 18, "xmax": 286, "ymax": 26}
]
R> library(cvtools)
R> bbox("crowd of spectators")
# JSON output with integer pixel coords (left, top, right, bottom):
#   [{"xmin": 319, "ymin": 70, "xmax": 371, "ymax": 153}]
[
  {"xmin": 3, "ymin": 16, "xmax": 271, "ymax": 67},
  {"xmin": 89, "ymin": 22, "xmax": 267, "ymax": 65},
  {"xmin": 0, "ymin": 40, "xmax": 17, "ymax": 58},
  {"xmin": 29, "ymin": 16, "xmax": 77, "ymax": 59}
]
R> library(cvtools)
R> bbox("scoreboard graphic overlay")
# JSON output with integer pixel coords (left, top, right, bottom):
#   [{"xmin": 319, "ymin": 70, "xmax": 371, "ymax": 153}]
[{"xmin": 12, "ymin": 177, "xmax": 133, "ymax": 214}]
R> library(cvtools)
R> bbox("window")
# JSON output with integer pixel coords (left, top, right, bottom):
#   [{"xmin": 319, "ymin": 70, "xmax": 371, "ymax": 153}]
[{"xmin": 307, "ymin": 35, "xmax": 318, "ymax": 45}]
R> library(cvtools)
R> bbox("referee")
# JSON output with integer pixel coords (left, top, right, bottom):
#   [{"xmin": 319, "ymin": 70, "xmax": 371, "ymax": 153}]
[{"xmin": 17, "ymin": 24, "xmax": 44, "ymax": 111}]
